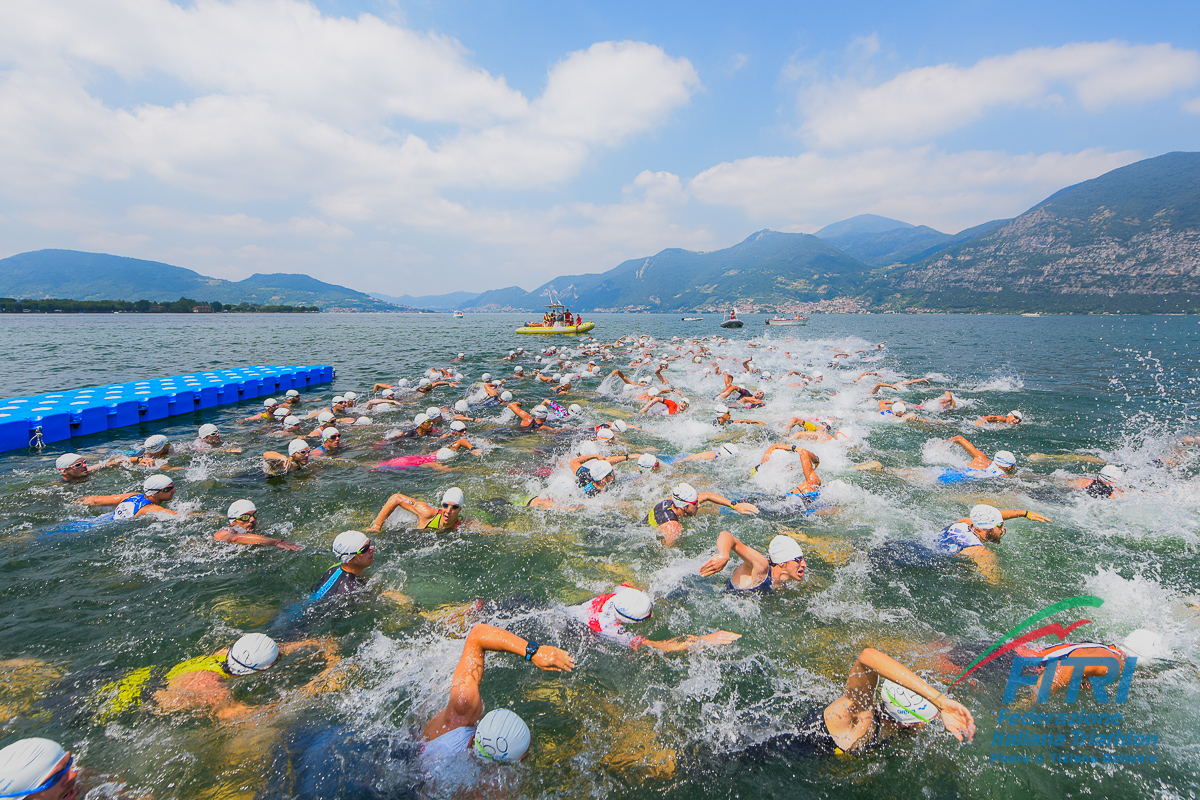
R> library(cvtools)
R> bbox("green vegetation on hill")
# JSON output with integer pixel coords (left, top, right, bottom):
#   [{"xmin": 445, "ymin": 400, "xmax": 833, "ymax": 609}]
[
  {"xmin": 0, "ymin": 297, "xmax": 320, "ymax": 313},
  {"xmin": 0, "ymin": 250, "xmax": 397, "ymax": 310}
]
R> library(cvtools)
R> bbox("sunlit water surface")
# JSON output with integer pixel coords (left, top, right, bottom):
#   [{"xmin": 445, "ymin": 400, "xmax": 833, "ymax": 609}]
[{"xmin": 1, "ymin": 312, "xmax": 1198, "ymax": 800}]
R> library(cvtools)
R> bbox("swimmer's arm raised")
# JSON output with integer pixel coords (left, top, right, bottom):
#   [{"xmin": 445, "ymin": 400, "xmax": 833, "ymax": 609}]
[
  {"xmin": 366, "ymin": 493, "xmax": 421, "ymax": 532},
  {"xmin": 845, "ymin": 648, "xmax": 975, "ymax": 742}
]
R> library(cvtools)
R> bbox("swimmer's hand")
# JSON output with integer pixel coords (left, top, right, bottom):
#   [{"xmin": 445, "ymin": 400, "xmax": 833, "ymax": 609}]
[
  {"xmin": 935, "ymin": 697, "xmax": 976, "ymax": 743},
  {"xmin": 732, "ymin": 502, "xmax": 758, "ymax": 515},
  {"xmin": 1024, "ymin": 511, "xmax": 1051, "ymax": 523},
  {"xmin": 532, "ymin": 646, "xmax": 574, "ymax": 672},
  {"xmin": 275, "ymin": 541, "xmax": 304, "ymax": 551},
  {"xmin": 698, "ymin": 631, "xmax": 741, "ymax": 646},
  {"xmin": 699, "ymin": 554, "xmax": 730, "ymax": 577}
]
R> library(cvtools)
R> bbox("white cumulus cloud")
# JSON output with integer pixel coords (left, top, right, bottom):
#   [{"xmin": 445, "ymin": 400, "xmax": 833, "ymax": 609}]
[{"xmin": 800, "ymin": 42, "xmax": 1200, "ymax": 149}]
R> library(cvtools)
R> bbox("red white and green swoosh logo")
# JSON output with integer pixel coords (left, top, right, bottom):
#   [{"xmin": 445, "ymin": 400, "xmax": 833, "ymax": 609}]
[{"xmin": 947, "ymin": 595, "xmax": 1105, "ymax": 689}]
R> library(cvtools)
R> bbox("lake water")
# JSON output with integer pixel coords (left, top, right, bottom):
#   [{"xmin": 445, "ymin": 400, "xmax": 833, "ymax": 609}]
[{"xmin": 0, "ymin": 312, "xmax": 1198, "ymax": 799}]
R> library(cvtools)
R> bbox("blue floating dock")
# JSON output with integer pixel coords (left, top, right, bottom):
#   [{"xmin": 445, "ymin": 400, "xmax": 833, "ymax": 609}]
[{"xmin": 0, "ymin": 364, "xmax": 334, "ymax": 453}]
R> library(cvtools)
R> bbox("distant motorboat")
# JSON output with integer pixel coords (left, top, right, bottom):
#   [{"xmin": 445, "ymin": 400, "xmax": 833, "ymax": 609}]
[
  {"xmin": 682, "ymin": 316, "xmax": 702, "ymax": 321},
  {"xmin": 1021, "ymin": 312, "xmax": 1042, "ymax": 317},
  {"xmin": 766, "ymin": 315, "xmax": 809, "ymax": 326},
  {"xmin": 453, "ymin": 310, "xmax": 464, "ymax": 318},
  {"xmin": 720, "ymin": 308, "xmax": 743, "ymax": 329}
]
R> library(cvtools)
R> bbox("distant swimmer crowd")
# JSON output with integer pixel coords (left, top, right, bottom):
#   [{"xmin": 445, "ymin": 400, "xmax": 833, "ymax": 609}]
[{"xmin": 2, "ymin": 332, "xmax": 1183, "ymax": 799}]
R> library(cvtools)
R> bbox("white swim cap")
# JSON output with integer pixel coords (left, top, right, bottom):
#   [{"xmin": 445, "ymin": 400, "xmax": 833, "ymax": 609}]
[
  {"xmin": 672, "ymin": 482, "xmax": 699, "ymax": 507},
  {"xmin": 474, "ymin": 708, "xmax": 530, "ymax": 763},
  {"xmin": 273, "ymin": 407, "xmax": 291, "ymax": 419},
  {"xmin": 332, "ymin": 530, "xmax": 370, "ymax": 562},
  {"xmin": 481, "ymin": 373, "xmax": 492, "ymax": 382},
  {"xmin": 355, "ymin": 416, "xmax": 371, "ymax": 426},
  {"xmin": 288, "ymin": 439, "xmax": 310, "ymax": 455},
  {"xmin": 332, "ymin": 396, "xmax": 346, "ymax": 404},
  {"xmin": 285, "ymin": 389, "xmax": 300, "ymax": 398},
  {"xmin": 382, "ymin": 389, "xmax": 395, "ymax": 398},
  {"xmin": 227, "ymin": 499, "xmax": 257, "ymax": 519},
  {"xmin": 531, "ymin": 406, "xmax": 549, "ymax": 419},
  {"xmin": 638, "ymin": 377, "xmax": 650, "ymax": 385},
  {"xmin": 637, "ymin": 453, "xmax": 659, "ymax": 470},
  {"xmin": 714, "ymin": 404, "xmax": 729, "ymax": 415},
  {"xmin": 450, "ymin": 420, "xmax": 467, "ymax": 432},
  {"xmin": 1009, "ymin": 410, "xmax": 1023, "ymax": 421},
  {"xmin": 454, "ymin": 400, "xmax": 470, "ymax": 413},
  {"xmin": 811, "ymin": 370, "xmax": 823, "ymax": 378},
  {"xmin": 321, "ymin": 427, "xmax": 339, "ymax": 440},
  {"xmin": 418, "ymin": 378, "xmax": 432, "ymax": 387},
  {"xmin": 426, "ymin": 406, "xmax": 442, "ymax": 420},
  {"xmin": 227, "ymin": 632, "xmax": 280, "ymax": 675},
  {"xmin": 515, "ymin": 366, "xmax": 524, "ymax": 373},
  {"xmin": 501, "ymin": 391, "xmax": 514, "ymax": 402},
  {"xmin": 344, "ymin": 391, "xmax": 357, "ymax": 402},
  {"xmin": 198, "ymin": 423, "xmax": 219, "ymax": 439},
  {"xmin": 613, "ymin": 588, "xmax": 653, "ymax": 623},
  {"xmin": 992, "ymin": 450, "xmax": 1017, "ymax": 467},
  {"xmin": 144, "ymin": 474, "xmax": 173, "ymax": 493},
  {"xmin": 144, "ymin": 434, "xmax": 170, "ymax": 453},
  {"xmin": 761, "ymin": 371, "xmax": 772, "ymax": 379},
  {"xmin": 413, "ymin": 413, "xmax": 430, "ymax": 426},
  {"xmin": 647, "ymin": 387, "xmax": 660, "ymax": 397},
  {"xmin": 568, "ymin": 403, "xmax": 582, "ymax": 416},
  {"xmin": 263, "ymin": 398, "xmax": 278, "ymax": 408},
  {"xmin": 718, "ymin": 443, "xmax": 739, "ymax": 457},
  {"xmin": 890, "ymin": 402, "xmax": 907, "ymax": 415},
  {"xmin": 397, "ymin": 379, "xmax": 410, "ymax": 388},
  {"xmin": 693, "ymin": 356, "xmax": 702, "ymax": 363},
  {"xmin": 768, "ymin": 535, "xmax": 804, "ymax": 564},
  {"xmin": 442, "ymin": 487, "xmax": 465, "ymax": 506},
  {"xmin": 317, "ymin": 411, "xmax": 335, "ymax": 424},
  {"xmin": 612, "ymin": 419, "xmax": 627, "ymax": 433},
  {"xmin": 596, "ymin": 427, "xmax": 615, "ymax": 441},
  {"xmin": 969, "ymin": 504, "xmax": 1004, "ymax": 530},
  {"xmin": 283, "ymin": 415, "xmax": 300, "ymax": 428},
  {"xmin": 0, "ymin": 737, "xmax": 68, "ymax": 799},
  {"xmin": 587, "ymin": 459, "xmax": 613, "ymax": 480},
  {"xmin": 559, "ymin": 375, "xmax": 571, "ymax": 386},
  {"xmin": 1098, "ymin": 465, "xmax": 1124, "ymax": 484},
  {"xmin": 435, "ymin": 447, "xmax": 457, "ymax": 463},
  {"xmin": 578, "ymin": 441, "xmax": 600, "ymax": 458},
  {"xmin": 454, "ymin": 373, "xmax": 465, "ymax": 382},
  {"xmin": 1122, "ymin": 629, "xmax": 1168, "ymax": 662},
  {"xmin": 55, "ymin": 453, "xmax": 84, "ymax": 471},
  {"xmin": 879, "ymin": 679, "xmax": 939, "ymax": 725}
]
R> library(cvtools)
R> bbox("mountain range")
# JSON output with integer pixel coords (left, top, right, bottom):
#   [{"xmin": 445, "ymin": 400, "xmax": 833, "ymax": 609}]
[
  {"xmin": 460, "ymin": 150, "xmax": 1200, "ymax": 313},
  {"xmin": 3, "ymin": 151, "xmax": 1197, "ymax": 314},
  {"xmin": 0, "ymin": 250, "xmax": 401, "ymax": 310}
]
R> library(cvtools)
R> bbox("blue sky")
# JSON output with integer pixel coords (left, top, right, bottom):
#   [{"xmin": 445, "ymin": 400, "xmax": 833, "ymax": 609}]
[{"xmin": 1, "ymin": 1, "xmax": 1197, "ymax": 296}]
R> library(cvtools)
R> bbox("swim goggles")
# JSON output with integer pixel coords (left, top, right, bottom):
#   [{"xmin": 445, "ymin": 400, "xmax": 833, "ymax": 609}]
[{"xmin": 0, "ymin": 755, "xmax": 73, "ymax": 798}]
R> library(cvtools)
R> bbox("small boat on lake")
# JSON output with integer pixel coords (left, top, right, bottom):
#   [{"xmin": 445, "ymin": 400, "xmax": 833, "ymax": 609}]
[
  {"xmin": 453, "ymin": 310, "xmax": 464, "ymax": 318},
  {"xmin": 517, "ymin": 301, "xmax": 595, "ymax": 335},
  {"xmin": 720, "ymin": 309, "xmax": 744, "ymax": 329},
  {"xmin": 682, "ymin": 316, "xmax": 702, "ymax": 321},
  {"xmin": 766, "ymin": 314, "xmax": 809, "ymax": 326}
]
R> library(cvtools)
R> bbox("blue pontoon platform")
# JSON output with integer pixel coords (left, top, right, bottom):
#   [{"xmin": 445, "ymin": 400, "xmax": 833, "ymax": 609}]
[{"xmin": 0, "ymin": 364, "xmax": 334, "ymax": 453}]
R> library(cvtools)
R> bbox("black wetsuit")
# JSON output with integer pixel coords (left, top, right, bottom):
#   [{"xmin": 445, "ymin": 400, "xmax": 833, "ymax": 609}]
[
  {"xmin": 310, "ymin": 565, "xmax": 367, "ymax": 601},
  {"xmin": 643, "ymin": 499, "xmax": 680, "ymax": 527},
  {"xmin": 1084, "ymin": 479, "xmax": 1114, "ymax": 499},
  {"xmin": 739, "ymin": 706, "xmax": 884, "ymax": 760}
]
